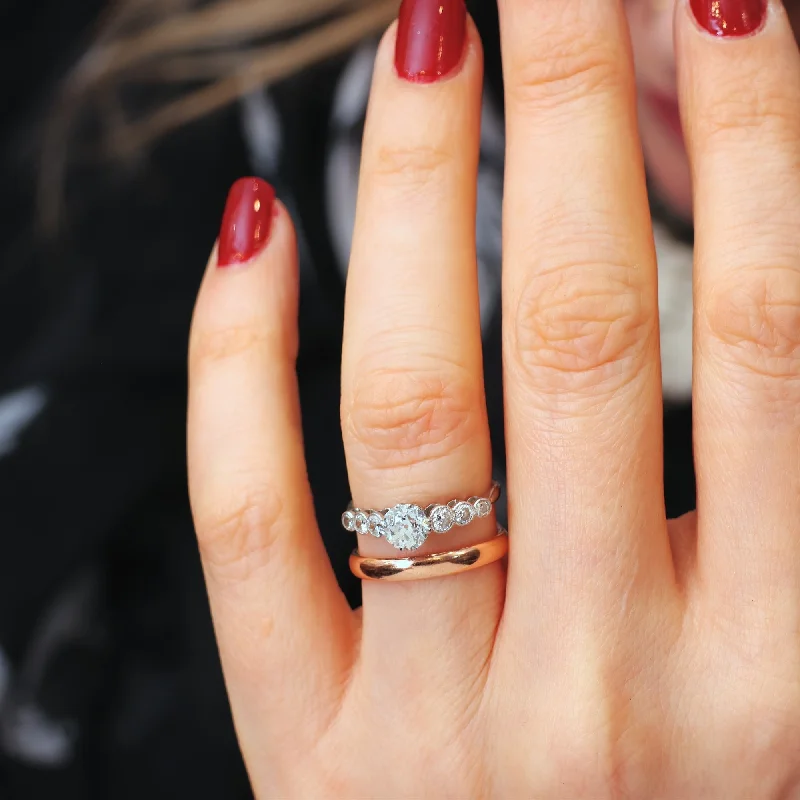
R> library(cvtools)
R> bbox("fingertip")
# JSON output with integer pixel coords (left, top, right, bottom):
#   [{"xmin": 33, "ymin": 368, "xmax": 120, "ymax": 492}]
[
  {"xmin": 372, "ymin": 6, "xmax": 483, "ymax": 89},
  {"xmin": 203, "ymin": 185, "xmax": 297, "ymax": 288},
  {"xmin": 217, "ymin": 176, "xmax": 277, "ymax": 269},
  {"xmin": 192, "ymin": 186, "xmax": 299, "ymax": 379}
]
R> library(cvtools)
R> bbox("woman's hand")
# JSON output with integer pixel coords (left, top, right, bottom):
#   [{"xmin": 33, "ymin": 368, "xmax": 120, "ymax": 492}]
[{"xmin": 187, "ymin": 0, "xmax": 800, "ymax": 795}]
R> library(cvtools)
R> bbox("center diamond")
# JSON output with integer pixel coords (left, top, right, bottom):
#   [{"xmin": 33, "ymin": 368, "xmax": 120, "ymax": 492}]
[{"xmin": 383, "ymin": 504, "xmax": 430, "ymax": 551}]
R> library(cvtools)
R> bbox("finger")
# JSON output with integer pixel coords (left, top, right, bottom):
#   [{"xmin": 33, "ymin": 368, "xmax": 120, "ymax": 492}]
[
  {"xmin": 342, "ymin": 9, "xmax": 504, "ymax": 686},
  {"xmin": 678, "ymin": 0, "xmax": 800, "ymax": 616},
  {"xmin": 188, "ymin": 179, "xmax": 355, "ymax": 777},
  {"xmin": 497, "ymin": 0, "xmax": 676, "ymax": 639}
]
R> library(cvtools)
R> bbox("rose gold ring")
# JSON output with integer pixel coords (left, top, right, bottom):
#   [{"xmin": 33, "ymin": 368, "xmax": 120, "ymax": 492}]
[{"xmin": 349, "ymin": 528, "xmax": 508, "ymax": 583}]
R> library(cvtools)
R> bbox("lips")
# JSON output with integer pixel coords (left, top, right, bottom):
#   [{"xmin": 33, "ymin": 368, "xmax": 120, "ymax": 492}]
[{"xmin": 645, "ymin": 90, "xmax": 685, "ymax": 144}]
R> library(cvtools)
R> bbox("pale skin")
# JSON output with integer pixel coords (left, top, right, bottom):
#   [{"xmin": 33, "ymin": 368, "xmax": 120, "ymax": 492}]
[{"xmin": 187, "ymin": 0, "xmax": 800, "ymax": 795}]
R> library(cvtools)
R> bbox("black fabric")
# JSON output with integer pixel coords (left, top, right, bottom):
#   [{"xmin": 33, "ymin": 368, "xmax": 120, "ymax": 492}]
[{"xmin": 0, "ymin": 3, "xmax": 696, "ymax": 798}]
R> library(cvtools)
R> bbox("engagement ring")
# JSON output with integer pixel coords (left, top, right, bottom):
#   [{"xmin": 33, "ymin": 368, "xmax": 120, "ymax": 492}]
[{"xmin": 341, "ymin": 481, "xmax": 501, "ymax": 552}]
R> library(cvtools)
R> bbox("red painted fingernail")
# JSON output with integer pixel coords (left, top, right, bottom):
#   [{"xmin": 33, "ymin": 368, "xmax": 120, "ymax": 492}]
[
  {"xmin": 395, "ymin": 0, "xmax": 467, "ymax": 83},
  {"xmin": 217, "ymin": 177, "xmax": 276, "ymax": 268},
  {"xmin": 689, "ymin": 0, "xmax": 766, "ymax": 36}
]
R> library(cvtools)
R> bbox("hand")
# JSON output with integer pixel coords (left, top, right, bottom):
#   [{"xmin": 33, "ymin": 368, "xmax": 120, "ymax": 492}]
[{"xmin": 187, "ymin": 0, "xmax": 800, "ymax": 795}]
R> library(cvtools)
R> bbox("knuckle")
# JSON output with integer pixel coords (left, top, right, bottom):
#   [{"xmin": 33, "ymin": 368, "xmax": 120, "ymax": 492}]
[
  {"xmin": 190, "ymin": 324, "xmax": 274, "ymax": 370},
  {"xmin": 370, "ymin": 143, "xmax": 455, "ymax": 193},
  {"xmin": 510, "ymin": 261, "xmax": 653, "ymax": 396},
  {"xmin": 195, "ymin": 484, "xmax": 285, "ymax": 581},
  {"xmin": 703, "ymin": 267, "xmax": 800, "ymax": 384},
  {"xmin": 507, "ymin": 28, "xmax": 623, "ymax": 113},
  {"xmin": 697, "ymin": 79, "xmax": 800, "ymax": 149},
  {"xmin": 343, "ymin": 363, "xmax": 481, "ymax": 471}
]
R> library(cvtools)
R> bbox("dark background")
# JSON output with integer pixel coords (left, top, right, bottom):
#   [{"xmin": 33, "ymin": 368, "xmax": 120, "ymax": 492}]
[{"xmin": 0, "ymin": 2, "xmax": 696, "ymax": 798}]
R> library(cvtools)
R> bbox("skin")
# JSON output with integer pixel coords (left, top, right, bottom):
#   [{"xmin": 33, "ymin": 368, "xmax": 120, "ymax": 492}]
[
  {"xmin": 629, "ymin": 0, "xmax": 800, "ymax": 217},
  {"xmin": 187, "ymin": 0, "xmax": 800, "ymax": 796}
]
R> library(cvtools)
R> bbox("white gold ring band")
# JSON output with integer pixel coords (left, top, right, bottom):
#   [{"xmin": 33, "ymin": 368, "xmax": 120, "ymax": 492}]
[{"xmin": 341, "ymin": 481, "xmax": 501, "ymax": 552}]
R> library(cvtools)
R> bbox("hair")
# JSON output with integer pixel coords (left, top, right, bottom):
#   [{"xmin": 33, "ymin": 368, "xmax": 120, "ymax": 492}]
[{"xmin": 40, "ymin": 0, "xmax": 395, "ymax": 230}]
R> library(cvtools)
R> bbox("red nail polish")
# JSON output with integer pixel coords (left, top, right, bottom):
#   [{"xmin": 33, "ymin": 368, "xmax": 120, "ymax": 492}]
[
  {"xmin": 689, "ymin": 0, "xmax": 766, "ymax": 36},
  {"xmin": 218, "ymin": 177, "xmax": 276, "ymax": 267},
  {"xmin": 395, "ymin": 0, "xmax": 467, "ymax": 83}
]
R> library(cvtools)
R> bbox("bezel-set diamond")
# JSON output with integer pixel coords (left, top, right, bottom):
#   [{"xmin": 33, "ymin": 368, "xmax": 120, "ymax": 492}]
[
  {"xmin": 354, "ymin": 512, "xmax": 370, "ymax": 535},
  {"xmin": 428, "ymin": 504, "xmax": 455, "ymax": 534},
  {"xmin": 343, "ymin": 482, "xmax": 501, "ymax": 552},
  {"xmin": 383, "ymin": 504, "xmax": 430, "ymax": 551},
  {"xmin": 473, "ymin": 497, "xmax": 493, "ymax": 518},
  {"xmin": 342, "ymin": 511, "xmax": 356, "ymax": 532},
  {"xmin": 451, "ymin": 501, "xmax": 476, "ymax": 527},
  {"xmin": 367, "ymin": 512, "xmax": 386, "ymax": 539}
]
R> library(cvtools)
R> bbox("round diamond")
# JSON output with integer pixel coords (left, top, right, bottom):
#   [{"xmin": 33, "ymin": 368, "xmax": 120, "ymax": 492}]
[
  {"xmin": 452, "ymin": 501, "xmax": 475, "ymax": 527},
  {"xmin": 429, "ymin": 504, "xmax": 454, "ymax": 534},
  {"xmin": 354, "ymin": 512, "xmax": 370, "ymax": 535},
  {"xmin": 473, "ymin": 498, "xmax": 492, "ymax": 518},
  {"xmin": 342, "ymin": 511, "xmax": 356, "ymax": 531},
  {"xmin": 367, "ymin": 512, "xmax": 386, "ymax": 539},
  {"xmin": 383, "ymin": 504, "xmax": 430, "ymax": 551}
]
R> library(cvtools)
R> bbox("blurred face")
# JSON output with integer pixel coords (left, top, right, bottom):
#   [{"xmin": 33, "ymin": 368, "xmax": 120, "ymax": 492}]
[{"xmin": 626, "ymin": 0, "xmax": 800, "ymax": 222}]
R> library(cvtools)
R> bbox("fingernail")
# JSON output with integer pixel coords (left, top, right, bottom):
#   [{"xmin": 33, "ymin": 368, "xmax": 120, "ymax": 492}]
[
  {"xmin": 689, "ymin": 0, "xmax": 767, "ymax": 36},
  {"xmin": 395, "ymin": 0, "xmax": 467, "ymax": 83},
  {"xmin": 218, "ymin": 177, "xmax": 276, "ymax": 268}
]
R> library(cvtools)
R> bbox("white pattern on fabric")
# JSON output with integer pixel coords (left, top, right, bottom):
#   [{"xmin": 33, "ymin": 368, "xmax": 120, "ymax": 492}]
[{"xmin": 0, "ymin": 386, "xmax": 47, "ymax": 458}]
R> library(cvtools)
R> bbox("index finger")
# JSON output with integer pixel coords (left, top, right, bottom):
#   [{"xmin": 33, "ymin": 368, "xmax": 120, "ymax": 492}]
[{"xmin": 188, "ymin": 180, "xmax": 355, "ymax": 777}]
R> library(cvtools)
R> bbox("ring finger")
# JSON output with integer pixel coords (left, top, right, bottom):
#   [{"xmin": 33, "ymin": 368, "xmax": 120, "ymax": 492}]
[{"xmin": 342, "ymin": 3, "xmax": 503, "ymax": 687}]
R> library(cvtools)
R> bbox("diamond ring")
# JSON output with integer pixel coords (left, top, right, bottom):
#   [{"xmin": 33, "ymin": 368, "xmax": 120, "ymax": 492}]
[{"xmin": 341, "ymin": 482, "xmax": 501, "ymax": 552}]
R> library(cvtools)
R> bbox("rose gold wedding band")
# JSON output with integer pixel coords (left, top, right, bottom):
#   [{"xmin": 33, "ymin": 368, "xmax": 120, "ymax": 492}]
[{"xmin": 350, "ymin": 528, "xmax": 508, "ymax": 582}]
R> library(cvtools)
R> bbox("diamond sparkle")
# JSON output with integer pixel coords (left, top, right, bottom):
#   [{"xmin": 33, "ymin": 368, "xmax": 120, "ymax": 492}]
[
  {"xmin": 429, "ymin": 504, "xmax": 455, "ymax": 534},
  {"xmin": 473, "ymin": 498, "xmax": 492, "ymax": 518},
  {"xmin": 452, "ymin": 501, "xmax": 475, "ymax": 527},
  {"xmin": 367, "ymin": 512, "xmax": 386, "ymax": 539},
  {"xmin": 341, "ymin": 511, "xmax": 356, "ymax": 531},
  {"xmin": 354, "ymin": 512, "xmax": 370, "ymax": 535},
  {"xmin": 383, "ymin": 504, "xmax": 430, "ymax": 551}
]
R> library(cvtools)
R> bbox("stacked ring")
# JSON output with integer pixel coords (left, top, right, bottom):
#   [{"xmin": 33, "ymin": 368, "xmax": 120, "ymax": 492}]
[
  {"xmin": 350, "ymin": 527, "xmax": 509, "ymax": 582},
  {"xmin": 342, "ymin": 481, "xmax": 502, "ymax": 552}
]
